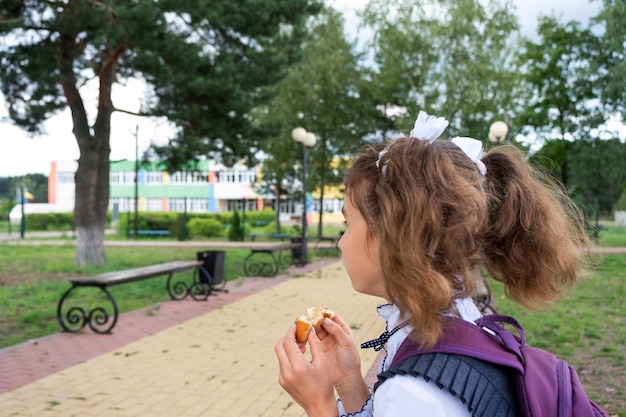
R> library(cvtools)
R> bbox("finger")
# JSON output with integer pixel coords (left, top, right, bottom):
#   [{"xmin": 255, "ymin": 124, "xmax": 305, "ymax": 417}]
[
  {"xmin": 315, "ymin": 325, "xmax": 329, "ymax": 340},
  {"xmin": 275, "ymin": 324, "xmax": 304, "ymax": 362},
  {"xmin": 275, "ymin": 334, "xmax": 292, "ymax": 367},
  {"xmin": 307, "ymin": 327, "xmax": 327, "ymax": 364},
  {"xmin": 282, "ymin": 324, "xmax": 310, "ymax": 354},
  {"xmin": 321, "ymin": 316, "xmax": 351, "ymax": 340},
  {"xmin": 328, "ymin": 313, "xmax": 353, "ymax": 334}
]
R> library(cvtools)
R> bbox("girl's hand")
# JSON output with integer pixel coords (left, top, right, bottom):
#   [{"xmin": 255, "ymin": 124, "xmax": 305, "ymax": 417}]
[
  {"xmin": 314, "ymin": 314, "xmax": 363, "ymax": 385},
  {"xmin": 274, "ymin": 325, "xmax": 337, "ymax": 417},
  {"xmin": 316, "ymin": 314, "xmax": 370, "ymax": 413}
]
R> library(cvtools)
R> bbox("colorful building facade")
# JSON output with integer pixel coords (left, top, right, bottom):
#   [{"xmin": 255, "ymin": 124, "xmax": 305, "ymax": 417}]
[{"xmin": 47, "ymin": 159, "xmax": 343, "ymax": 222}]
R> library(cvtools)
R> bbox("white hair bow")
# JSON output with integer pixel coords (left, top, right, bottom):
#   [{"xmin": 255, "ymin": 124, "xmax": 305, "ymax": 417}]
[
  {"xmin": 376, "ymin": 110, "xmax": 486, "ymax": 176},
  {"xmin": 409, "ymin": 111, "xmax": 449, "ymax": 142},
  {"xmin": 451, "ymin": 136, "xmax": 487, "ymax": 176},
  {"xmin": 376, "ymin": 111, "xmax": 449, "ymax": 174}
]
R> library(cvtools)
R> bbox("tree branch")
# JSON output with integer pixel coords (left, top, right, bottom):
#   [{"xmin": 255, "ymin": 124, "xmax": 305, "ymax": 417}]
[
  {"xmin": 87, "ymin": 0, "xmax": 118, "ymax": 20},
  {"xmin": 112, "ymin": 107, "xmax": 155, "ymax": 117}
]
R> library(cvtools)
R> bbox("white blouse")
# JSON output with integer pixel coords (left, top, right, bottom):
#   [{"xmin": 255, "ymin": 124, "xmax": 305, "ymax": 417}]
[{"xmin": 337, "ymin": 299, "xmax": 483, "ymax": 417}]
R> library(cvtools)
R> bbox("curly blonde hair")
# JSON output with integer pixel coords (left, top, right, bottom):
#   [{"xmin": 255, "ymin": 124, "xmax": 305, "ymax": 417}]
[{"xmin": 344, "ymin": 138, "xmax": 591, "ymax": 348}]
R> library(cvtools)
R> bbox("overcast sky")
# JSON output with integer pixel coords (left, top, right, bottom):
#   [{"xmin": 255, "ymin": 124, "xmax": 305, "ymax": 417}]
[{"xmin": 0, "ymin": 0, "xmax": 605, "ymax": 177}]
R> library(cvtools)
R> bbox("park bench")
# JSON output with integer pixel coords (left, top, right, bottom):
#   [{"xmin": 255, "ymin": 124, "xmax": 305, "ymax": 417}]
[
  {"xmin": 137, "ymin": 229, "xmax": 170, "ymax": 236},
  {"xmin": 314, "ymin": 232, "xmax": 344, "ymax": 257},
  {"xmin": 126, "ymin": 229, "xmax": 170, "ymax": 237},
  {"xmin": 243, "ymin": 242, "xmax": 302, "ymax": 277},
  {"xmin": 57, "ymin": 251, "xmax": 227, "ymax": 334},
  {"xmin": 249, "ymin": 220, "xmax": 271, "ymax": 227},
  {"xmin": 248, "ymin": 232, "xmax": 290, "ymax": 241}
]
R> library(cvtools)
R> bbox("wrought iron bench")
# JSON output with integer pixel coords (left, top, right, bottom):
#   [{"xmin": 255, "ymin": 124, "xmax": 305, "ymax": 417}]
[
  {"xmin": 57, "ymin": 252, "xmax": 227, "ymax": 334},
  {"xmin": 136, "ymin": 229, "xmax": 170, "ymax": 236},
  {"xmin": 314, "ymin": 232, "xmax": 343, "ymax": 257},
  {"xmin": 126, "ymin": 229, "xmax": 170, "ymax": 237},
  {"xmin": 248, "ymin": 232, "xmax": 291, "ymax": 241},
  {"xmin": 243, "ymin": 243, "xmax": 301, "ymax": 277}
]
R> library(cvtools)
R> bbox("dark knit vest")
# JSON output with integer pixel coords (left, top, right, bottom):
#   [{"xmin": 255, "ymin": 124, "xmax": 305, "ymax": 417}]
[{"xmin": 373, "ymin": 353, "xmax": 521, "ymax": 417}]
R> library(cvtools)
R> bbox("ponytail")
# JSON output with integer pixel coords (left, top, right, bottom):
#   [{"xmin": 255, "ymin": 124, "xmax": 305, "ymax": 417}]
[{"xmin": 481, "ymin": 145, "xmax": 591, "ymax": 309}]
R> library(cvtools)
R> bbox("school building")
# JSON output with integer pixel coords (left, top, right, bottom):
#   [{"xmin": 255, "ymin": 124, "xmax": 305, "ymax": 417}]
[{"xmin": 47, "ymin": 159, "xmax": 344, "ymax": 223}]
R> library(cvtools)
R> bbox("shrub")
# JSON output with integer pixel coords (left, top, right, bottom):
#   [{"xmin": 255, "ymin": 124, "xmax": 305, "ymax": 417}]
[
  {"xmin": 25, "ymin": 212, "xmax": 74, "ymax": 231},
  {"xmin": 228, "ymin": 209, "xmax": 244, "ymax": 241},
  {"xmin": 187, "ymin": 218, "xmax": 223, "ymax": 238}
]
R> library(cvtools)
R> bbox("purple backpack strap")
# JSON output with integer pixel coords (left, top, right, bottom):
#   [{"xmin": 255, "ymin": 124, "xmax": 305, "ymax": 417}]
[
  {"xmin": 392, "ymin": 315, "xmax": 523, "ymax": 373},
  {"xmin": 476, "ymin": 315, "xmax": 560, "ymax": 417}
]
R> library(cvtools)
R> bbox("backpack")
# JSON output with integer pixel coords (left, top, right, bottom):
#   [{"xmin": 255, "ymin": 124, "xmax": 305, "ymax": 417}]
[{"xmin": 377, "ymin": 314, "xmax": 608, "ymax": 417}]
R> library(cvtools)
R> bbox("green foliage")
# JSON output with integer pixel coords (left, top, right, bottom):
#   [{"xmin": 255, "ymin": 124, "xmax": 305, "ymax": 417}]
[
  {"xmin": 0, "ymin": 0, "xmax": 322, "ymax": 265},
  {"xmin": 596, "ymin": 224, "xmax": 626, "ymax": 247},
  {"xmin": 118, "ymin": 212, "xmax": 179, "ymax": 236},
  {"xmin": 2, "ymin": 211, "xmax": 76, "ymax": 232},
  {"xmin": 26, "ymin": 212, "xmax": 74, "ymax": 231},
  {"xmin": 261, "ymin": 222, "xmax": 281, "ymax": 234},
  {"xmin": 0, "ymin": 175, "xmax": 48, "ymax": 204},
  {"xmin": 516, "ymin": 15, "xmax": 605, "ymax": 189},
  {"xmin": 0, "ymin": 198, "xmax": 14, "ymax": 222},
  {"xmin": 567, "ymin": 138, "xmax": 626, "ymax": 216},
  {"xmin": 592, "ymin": 0, "xmax": 626, "ymax": 115},
  {"xmin": 257, "ymin": 7, "xmax": 375, "ymax": 235},
  {"xmin": 114, "ymin": 210, "xmax": 278, "ymax": 239},
  {"xmin": 528, "ymin": 139, "xmax": 568, "ymax": 185},
  {"xmin": 257, "ymin": 221, "xmax": 302, "ymax": 237},
  {"xmin": 361, "ymin": 0, "xmax": 523, "ymax": 140},
  {"xmin": 228, "ymin": 209, "xmax": 244, "ymax": 241},
  {"xmin": 613, "ymin": 193, "xmax": 626, "ymax": 212},
  {"xmin": 187, "ymin": 218, "xmax": 223, "ymax": 238},
  {"xmin": 213, "ymin": 210, "xmax": 275, "ymax": 226}
]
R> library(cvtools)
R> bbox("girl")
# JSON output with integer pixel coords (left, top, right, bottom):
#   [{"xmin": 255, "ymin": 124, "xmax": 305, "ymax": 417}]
[{"xmin": 274, "ymin": 112, "xmax": 591, "ymax": 417}]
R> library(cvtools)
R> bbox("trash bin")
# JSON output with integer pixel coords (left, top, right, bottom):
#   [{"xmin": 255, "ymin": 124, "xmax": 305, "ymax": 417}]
[
  {"xmin": 290, "ymin": 237, "xmax": 304, "ymax": 266},
  {"xmin": 196, "ymin": 250, "xmax": 226, "ymax": 286}
]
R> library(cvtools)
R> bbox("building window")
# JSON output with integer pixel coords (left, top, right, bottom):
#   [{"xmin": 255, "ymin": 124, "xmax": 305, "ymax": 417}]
[
  {"xmin": 109, "ymin": 172, "xmax": 120, "ymax": 184},
  {"xmin": 58, "ymin": 172, "xmax": 75, "ymax": 184},
  {"xmin": 188, "ymin": 198, "xmax": 208, "ymax": 212},
  {"xmin": 121, "ymin": 171, "xmax": 135, "ymax": 184},
  {"xmin": 146, "ymin": 198, "xmax": 162, "ymax": 211},
  {"xmin": 169, "ymin": 171, "xmax": 207, "ymax": 184},
  {"xmin": 193, "ymin": 172, "xmax": 209, "ymax": 183},
  {"xmin": 278, "ymin": 199, "xmax": 296, "ymax": 214},
  {"xmin": 217, "ymin": 169, "xmax": 256, "ymax": 184},
  {"xmin": 146, "ymin": 172, "xmax": 163, "ymax": 184},
  {"xmin": 225, "ymin": 199, "xmax": 256, "ymax": 211}
]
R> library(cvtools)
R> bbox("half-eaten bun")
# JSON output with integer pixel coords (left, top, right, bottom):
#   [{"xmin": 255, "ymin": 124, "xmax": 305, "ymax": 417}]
[{"xmin": 295, "ymin": 307, "xmax": 336, "ymax": 343}]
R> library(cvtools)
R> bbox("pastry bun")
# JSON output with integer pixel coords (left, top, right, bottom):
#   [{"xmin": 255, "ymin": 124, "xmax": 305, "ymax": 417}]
[{"xmin": 295, "ymin": 307, "xmax": 336, "ymax": 343}]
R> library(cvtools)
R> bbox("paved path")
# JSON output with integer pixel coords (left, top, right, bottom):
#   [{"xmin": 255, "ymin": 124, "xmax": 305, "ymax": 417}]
[{"xmin": 0, "ymin": 259, "xmax": 386, "ymax": 417}]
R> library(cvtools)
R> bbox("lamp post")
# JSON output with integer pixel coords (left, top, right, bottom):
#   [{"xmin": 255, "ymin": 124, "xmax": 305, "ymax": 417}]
[
  {"xmin": 132, "ymin": 125, "xmax": 139, "ymax": 240},
  {"xmin": 488, "ymin": 120, "xmax": 509, "ymax": 145},
  {"xmin": 19, "ymin": 185, "xmax": 25, "ymax": 239},
  {"xmin": 489, "ymin": 112, "xmax": 514, "ymax": 145},
  {"xmin": 292, "ymin": 127, "xmax": 317, "ymax": 265}
]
